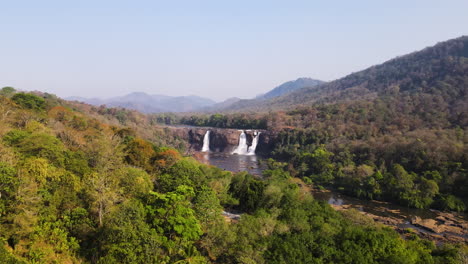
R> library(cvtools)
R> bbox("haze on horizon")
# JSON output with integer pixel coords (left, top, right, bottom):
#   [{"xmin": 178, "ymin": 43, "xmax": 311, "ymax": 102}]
[{"xmin": 1, "ymin": 0, "xmax": 468, "ymax": 102}]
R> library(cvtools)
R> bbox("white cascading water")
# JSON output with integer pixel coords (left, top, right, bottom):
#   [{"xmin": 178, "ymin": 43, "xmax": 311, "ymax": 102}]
[
  {"xmin": 232, "ymin": 130, "xmax": 249, "ymax": 155},
  {"xmin": 201, "ymin": 130, "xmax": 210, "ymax": 152},
  {"xmin": 247, "ymin": 131, "xmax": 261, "ymax": 155}
]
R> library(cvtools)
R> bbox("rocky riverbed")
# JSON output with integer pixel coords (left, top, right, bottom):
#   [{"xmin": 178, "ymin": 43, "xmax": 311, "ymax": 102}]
[{"xmin": 325, "ymin": 193, "xmax": 468, "ymax": 244}]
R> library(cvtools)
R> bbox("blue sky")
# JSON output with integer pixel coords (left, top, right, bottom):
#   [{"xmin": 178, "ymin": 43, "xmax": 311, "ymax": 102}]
[{"xmin": 1, "ymin": 0, "xmax": 467, "ymax": 101}]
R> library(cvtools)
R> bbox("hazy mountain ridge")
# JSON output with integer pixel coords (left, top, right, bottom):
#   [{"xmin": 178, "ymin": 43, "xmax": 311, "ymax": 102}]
[
  {"xmin": 220, "ymin": 36, "xmax": 468, "ymax": 113},
  {"xmin": 257, "ymin": 77, "xmax": 324, "ymax": 99},
  {"xmin": 67, "ymin": 92, "xmax": 216, "ymax": 113},
  {"xmin": 199, "ymin": 78, "xmax": 324, "ymax": 113},
  {"xmin": 200, "ymin": 97, "xmax": 242, "ymax": 112},
  {"xmin": 67, "ymin": 76, "xmax": 325, "ymax": 113}
]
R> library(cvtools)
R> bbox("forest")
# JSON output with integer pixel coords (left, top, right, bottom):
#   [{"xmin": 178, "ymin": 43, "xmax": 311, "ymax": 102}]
[
  {"xmin": 1, "ymin": 88, "xmax": 467, "ymax": 263},
  {"xmin": 152, "ymin": 36, "xmax": 468, "ymax": 213},
  {"xmin": 213, "ymin": 36, "xmax": 468, "ymax": 113}
]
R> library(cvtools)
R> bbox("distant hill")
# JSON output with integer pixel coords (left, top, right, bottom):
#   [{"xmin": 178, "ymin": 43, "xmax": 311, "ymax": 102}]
[
  {"xmin": 257, "ymin": 77, "xmax": 324, "ymax": 99},
  {"xmin": 220, "ymin": 36, "xmax": 468, "ymax": 114},
  {"xmin": 198, "ymin": 78, "xmax": 323, "ymax": 113},
  {"xmin": 67, "ymin": 92, "xmax": 216, "ymax": 113},
  {"xmin": 199, "ymin": 97, "xmax": 242, "ymax": 112}
]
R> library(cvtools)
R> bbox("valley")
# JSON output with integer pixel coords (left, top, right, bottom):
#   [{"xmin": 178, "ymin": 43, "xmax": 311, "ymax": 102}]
[
  {"xmin": 1, "ymin": 35, "xmax": 468, "ymax": 263},
  {"xmin": 179, "ymin": 125, "xmax": 468, "ymax": 245}
]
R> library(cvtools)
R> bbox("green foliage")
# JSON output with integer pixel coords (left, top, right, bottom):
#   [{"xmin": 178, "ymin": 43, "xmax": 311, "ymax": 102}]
[
  {"xmin": 2, "ymin": 130, "xmax": 30, "ymax": 146},
  {"xmin": 64, "ymin": 150, "xmax": 91, "ymax": 176},
  {"xmin": 0, "ymin": 162, "xmax": 18, "ymax": 198},
  {"xmin": 0, "ymin": 242, "xmax": 25, "ymax": 264},
  {"xmin": 118, "ymin": 167, "xmax": 153, "ymax": 198},
  {"xmin": 0, "ymin": 83, "xmax": 464, "ymax": 263},
  {"xmin": 124, "ymin": 138, "xmax": 155, "ymax": 171},
  {"xmin": 18, "ymin": 133, "xmax": 66, "ymax": 166},
  {"xmin": 11, "ymin": 93, "xmax": 46, "ymax": 111},
  {"xmin": 0, "ymin": 163, "xmax": 18, "ymax": 218},
  {"xmin": 146, "ymin": 186, "xmax": 203, "ymax": 241},
  {"xmin": 157, "ymin": 158, "xmax": 206, "ymax": 192},
  {"xmin": 97, "ymin": 200, "xmax": 165, "ymax": 264},
  {"xmin": 229, "ymin": 172, "xmax": 265, "ymax": 213},
  {"xmin": 4, "ymin": 129, "xmax": 66, "ymax": 166},
  {"xmin": 271, "ymin": 127, "xmax": 467, "ymax": 211},
  {"xmin": 193, "ymin": 186, "xmax": 223, "ymax": 229},
  {"xmin": 178, "ymin": 113, "xmax": 268, "ymax": 129},
  {"xmin": 433, "ymin": 194, "xmax": 466, "ymax": 212},
  {"xmin": 0, "ymin": 86, "xmax": 16, "ymax": 98}
]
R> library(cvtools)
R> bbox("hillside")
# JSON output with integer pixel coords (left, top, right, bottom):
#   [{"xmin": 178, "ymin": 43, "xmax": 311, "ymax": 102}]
[
  {"xmin": 3, "ymin": 88, "xmax": 466, "ymax": 263},
  {"xmin": 257, "ymin": 77, "xmax": 324, "ymax": 99},
  {"xmin": 199, "ymin": 97, "xmax": 242, "ymax": 112},
  {"xmin": 175, "ymin": 36, "xmax": 468, "ymax": 216},
  {"xmin": 68, "ymin": 92, "xmax": 217, "ymax": 113},
  {"xmin": 221, "ymin": 36, "xmax": 468, "ymax": 115}
]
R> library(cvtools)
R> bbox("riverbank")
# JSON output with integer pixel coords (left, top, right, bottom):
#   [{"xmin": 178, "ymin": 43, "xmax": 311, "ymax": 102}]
[
  {"xmin": 313, "ymin": 189, "xmax": 467, "ymax": 244},
  {"xmin": 192, "ymin": 151, "xmax": 468, "ymax": 245}
]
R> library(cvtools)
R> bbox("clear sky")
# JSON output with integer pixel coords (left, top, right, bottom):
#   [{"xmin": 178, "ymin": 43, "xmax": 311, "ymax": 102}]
[{"xmin": 1, "ymin": 0, "xmax": 467, "ymax": 101}]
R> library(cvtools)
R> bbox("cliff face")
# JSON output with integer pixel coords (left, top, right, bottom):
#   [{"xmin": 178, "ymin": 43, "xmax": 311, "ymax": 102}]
[{"xmin": 163, "ymin": 126, "xmax": 275, "ymax": 154}]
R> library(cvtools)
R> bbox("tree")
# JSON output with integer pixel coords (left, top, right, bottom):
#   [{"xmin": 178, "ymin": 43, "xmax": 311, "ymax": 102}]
[
  {"xmin": 300, "ymin": 147, "xmax": 335, "ymax": 183},
  {"xmin": 97, "ymin": 200, "xmax": 165, "ymax": 264},
  {"xmin": 84, "ymin": 172, "xmax": 121, "ymax": 227},
  {"xmin": 146, "ymin": 185, "xmax": 202, "ymax": 241},
  {"xmin": 11, "ymin": 93, "xmax": 46, "ymax": 111},
  {"xmin": 0, "ymin": 163, "xmax": 18, "ymax": 216},
  {"xmin": 229, "ymin": 172, "xmax": 265, "ymax": 213},
  {"xmin": 124, "ymin": 138, "xmax": 155, "ymax": 171},
  {"xmin": 145, "ymin": 186, "xmax": 204, "ymax": 263},
  {"xmin": 157, "ymin": 158, "xmax": 205, "ymax": 192},
  {"xmin": 0, "ymin": 87, "xmax": 16, "ymax": 98},
  {"xmin": 153, "ymin": 148, "xmax": 182, "ymax": 173},
  {"xmin": 117, "ymin": 167, "xmax": 153, "ymax": 198}
]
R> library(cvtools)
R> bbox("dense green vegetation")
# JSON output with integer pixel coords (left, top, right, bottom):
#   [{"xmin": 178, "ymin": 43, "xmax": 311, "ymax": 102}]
[
  {"xmin": 1, "ymin": 89, "xmax": 466, "ymax": 263},
  {"xmin": 270, "ymin": 129, "xmax": 467, "ymax": 211},
  {"xmin": 261, "ymin": 92, "xmax": 468, "ymax": 211},
  {"xmin": 179, "ymin": 113, "xmax": 268, "ymax": 129},
  {"xmin": 150, "ymin": 112, "xmax": 269, "ymax": 129},
  {"xmin": 170, "ymin": 37, "xmax": 468, "ymax": 213}
]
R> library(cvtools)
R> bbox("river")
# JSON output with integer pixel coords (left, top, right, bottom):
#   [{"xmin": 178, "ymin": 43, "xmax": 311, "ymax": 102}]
[
  {"xmin": 196, "ymin": 151, "xmax": 467, "ymax": 244},
  {"xmin": 197, "ymin": 152, "xmax": 267, "ymax": 176}
]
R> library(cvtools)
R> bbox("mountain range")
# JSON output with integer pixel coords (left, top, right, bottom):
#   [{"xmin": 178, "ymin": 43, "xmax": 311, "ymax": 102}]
[
  {"xmin": 218, "ymin": 36, "xmax": 468, "ymax": 114},
  {"xmin": 67, "ymin": 77, "xmax": 325, "ymax": 113},
  {"xmin": 66, "ymin": 36, "xmax": 468, "ymax": 116},
  {"xmin": 67, "ymin": 93, "xmax": 216, "ymax": 113}
]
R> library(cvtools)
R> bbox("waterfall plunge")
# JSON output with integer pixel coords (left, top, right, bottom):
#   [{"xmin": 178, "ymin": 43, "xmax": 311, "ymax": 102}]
[
  {"xmin": 232, "ymin": 130, "xmax": 260, "ymax": 155},
  {"xmin": 201, "ymin": 130, "xmax": 210, "ymax": 152},
  {"xmin": 232, "ymin": 131, "xmax": 249, "ymax": 155},
  {"xmin": 247, "ymin": 131, "xmax": 261, "ymax": 155}
]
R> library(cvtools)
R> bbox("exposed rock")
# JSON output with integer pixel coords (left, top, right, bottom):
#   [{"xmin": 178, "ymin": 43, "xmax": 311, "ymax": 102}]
[
  {"xmin": 411, "ymin": 217, "xmax": 442, "ymax": 233},
  {"xmin": 331, "ymin": 202, "xmax": 468, "ymax": 244},
  {"xmin": 411, "ymin": 214, "xmax": 468, "ymax": 240},
  {"xmin": 161, "ymin": 126, "xmax": 277, "ymax": 154}
]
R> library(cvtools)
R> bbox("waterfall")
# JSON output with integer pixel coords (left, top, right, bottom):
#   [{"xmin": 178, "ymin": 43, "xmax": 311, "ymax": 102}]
[
  {"xmin": 247, "ymin": 131, "xmax": 261, "ymax": 155},
  {"xmin": 201, "ymin": 130, "xmax": 210, "ymax": 152},
  {"xmin": 232, "ymin": 130, "xmax": 249, "ymax": 155}
]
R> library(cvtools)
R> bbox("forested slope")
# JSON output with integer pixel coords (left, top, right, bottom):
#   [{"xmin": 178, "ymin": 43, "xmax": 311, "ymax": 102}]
[
  {"xmin": 257, "ymin": 77, "xmax": 324, "ymax": 100},
  {"xmin": 1, "ymin": 88, "xmax": 466, "ymax": 263},
  {"xmin": 167, "ymin": 36, "xmax": 468, "ymax": 215},
  {"xmin": 221, "ymin": 36, "xmax": 468, "ymax": 115}
]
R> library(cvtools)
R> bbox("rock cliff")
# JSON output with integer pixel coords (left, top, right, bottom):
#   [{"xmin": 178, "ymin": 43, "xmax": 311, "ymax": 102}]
[{"xmin": 163, "ymin": 126, "xmax": 275, "ymax": 154}]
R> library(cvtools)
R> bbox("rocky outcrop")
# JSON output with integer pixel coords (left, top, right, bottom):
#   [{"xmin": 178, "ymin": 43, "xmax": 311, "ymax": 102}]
[
  {"xmin": 410, "ymin": 214, "xmax": 468, "ymax": 243},
  {"xmin": 329, "ymin": 199, "xmax": 468, "ymax": 244},
  {"xmin": 162, "ymin": 126, "xmax": 276, "ymax": 154}
]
